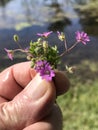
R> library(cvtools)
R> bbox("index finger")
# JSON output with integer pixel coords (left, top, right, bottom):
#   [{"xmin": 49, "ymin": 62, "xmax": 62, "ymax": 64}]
[{"xmin": 0, "ymin": 62, "xmax": 36, "ymax": 100}]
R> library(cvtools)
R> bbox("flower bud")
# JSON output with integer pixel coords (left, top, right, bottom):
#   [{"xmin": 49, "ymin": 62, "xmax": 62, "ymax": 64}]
[
  {"xmin": 13, "ymin": 34, "xmax": 19, "ymax": 42},
  {"xmin": 66, "ymin": 65, "xmax": 76, "ymax": 74},
  {"xmin": 57, "ymin": 31, "xmax": 65, "ymax": 41},
  {"xmin": 43, "ymin": 41, "xmax": 48, "ymax": 48}
]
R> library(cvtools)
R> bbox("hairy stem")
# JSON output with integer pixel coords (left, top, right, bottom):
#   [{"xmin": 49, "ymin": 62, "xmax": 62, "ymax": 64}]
[{"xmin": 60, "ymin": 41, "xmax": 79, "ymax": 57}]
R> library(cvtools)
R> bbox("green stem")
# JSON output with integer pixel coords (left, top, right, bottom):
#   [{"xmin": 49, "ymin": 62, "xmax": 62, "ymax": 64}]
[
  {"xmin": 64, "ymin": 39, "xmax": 67, "ymax": 51},
  {"xmin": 16, "ymin": 41, "xmax": 23, "ymax": 50}
]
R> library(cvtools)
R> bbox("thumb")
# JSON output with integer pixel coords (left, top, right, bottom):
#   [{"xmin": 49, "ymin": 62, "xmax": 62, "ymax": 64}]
[{"xmin": 0, "ymin": 74, "xmax": 56, "ymax": 130}]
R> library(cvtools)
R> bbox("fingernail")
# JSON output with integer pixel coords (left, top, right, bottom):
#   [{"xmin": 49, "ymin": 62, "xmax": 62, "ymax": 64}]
[{"xmin": 23, "ymin": 74, "xmax": 48, "ymax": 101}]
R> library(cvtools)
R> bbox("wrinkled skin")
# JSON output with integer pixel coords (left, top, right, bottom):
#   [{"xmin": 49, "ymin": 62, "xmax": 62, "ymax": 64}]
[{"xmin": 0, "ymin": 62, "xmax": 70, "ymax": 130}]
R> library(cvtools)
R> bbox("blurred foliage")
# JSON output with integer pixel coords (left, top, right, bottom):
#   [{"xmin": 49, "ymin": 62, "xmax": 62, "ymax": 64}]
[
  {"xmin": 57, "ymin": 60, "xmax": 98, "ymax": 130},
  {"xmin": 15, "ymin": 22, "xmax": 31, "ymax": 31},
  {"xmin": 75, "ymin": 0, "xmax": 98, "ymax": 25},
  {"xmin": 0, "ymin": 0, "xmax": 11, "ymax": 6}
]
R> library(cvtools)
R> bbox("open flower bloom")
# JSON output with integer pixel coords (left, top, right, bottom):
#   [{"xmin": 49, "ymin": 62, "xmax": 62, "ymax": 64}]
[
  {"xmin": 57, "ymin": 31, "xmax": 65, "ymax": 41},
  {"xmin": 4, "ymin": 48, "xmax": 14, "ymax": 60},
  {"xmin": 34, "ymin": 60, "xmax": 55, "ymax": 81},
  {"xmin": 37, "ymin": 31, "xmax": 53, "ymax": 38},
  {"xmin": 76, "ymin": 31, "xmax": 90, "ymax": 45}
]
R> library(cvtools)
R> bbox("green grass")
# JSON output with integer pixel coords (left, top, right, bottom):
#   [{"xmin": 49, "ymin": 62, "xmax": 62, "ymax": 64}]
[
  {"xmin": 74, "ymin": 0, "xmax": 98, "ymax": 25},
  {"xmin": 57, "ymin": 61, "xmax": 98, "ymax": 130}
]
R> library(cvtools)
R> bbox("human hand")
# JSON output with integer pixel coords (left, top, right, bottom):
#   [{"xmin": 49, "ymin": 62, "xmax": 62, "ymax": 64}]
[{"xmin": 0, "ymin": 62, "xmax": 69, "ymax": 130}]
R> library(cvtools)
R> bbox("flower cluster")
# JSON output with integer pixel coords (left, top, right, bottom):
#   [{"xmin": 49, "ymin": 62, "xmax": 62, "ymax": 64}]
[
  {"xmin": 76, "ymin": 31, "xmax": 90, "ymax": 45},
  {"xmin": 4, "ymin": 31, "xmax": 90, "ymax": 81},
  {"xmin": 34, "ymin": 60, "xmax": 55, "ymax": 81}
]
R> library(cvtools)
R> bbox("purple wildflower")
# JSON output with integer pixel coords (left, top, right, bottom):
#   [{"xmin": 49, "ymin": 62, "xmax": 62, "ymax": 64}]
[
  {"xmin": 4, "ymin": 48, "xmax": 14, "ymax": 60},
  {"xmin": 76, "ymin": 31, "xmax": 90, "ymax": 45},
  {"xmin": 37, "ymin": 31, "xmax": 53, "ymax": 37},
  {"xmin": 35, "ymin": 60, "xmax": 55, "ymax": 81}
]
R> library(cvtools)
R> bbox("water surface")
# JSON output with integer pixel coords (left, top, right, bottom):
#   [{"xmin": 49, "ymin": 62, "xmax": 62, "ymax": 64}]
[{"xmin": 0, "ymin": 0, "xmax": 98, "ymax": 70}]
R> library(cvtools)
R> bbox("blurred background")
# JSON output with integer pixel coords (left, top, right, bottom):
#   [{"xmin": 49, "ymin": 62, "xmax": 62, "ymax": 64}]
[{"xmin": 0, "ymin": 0, "xmax": 98, "ymax": 130}]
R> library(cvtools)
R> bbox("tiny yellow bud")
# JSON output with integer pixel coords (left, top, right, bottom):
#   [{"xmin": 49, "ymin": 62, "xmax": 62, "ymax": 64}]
[
  {"xmin": 43, "ymin": 41, "xmax": 48, "ymax": 49},
  {"xmin": 58, "ymin": 32, "xmax": 65, "ymax": 41},
  {"xmin": 66, "ymin": 65, "xmax": 76, "ymax": 74},
  {"xmin": 13, "ymin": 34, "xmax": 19, "ymax": 42}
]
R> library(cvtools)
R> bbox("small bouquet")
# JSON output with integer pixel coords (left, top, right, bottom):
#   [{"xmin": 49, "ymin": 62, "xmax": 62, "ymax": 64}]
[{"xmin": 4, "ymin": 31, "xmax": 90, "ymax": 81}]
